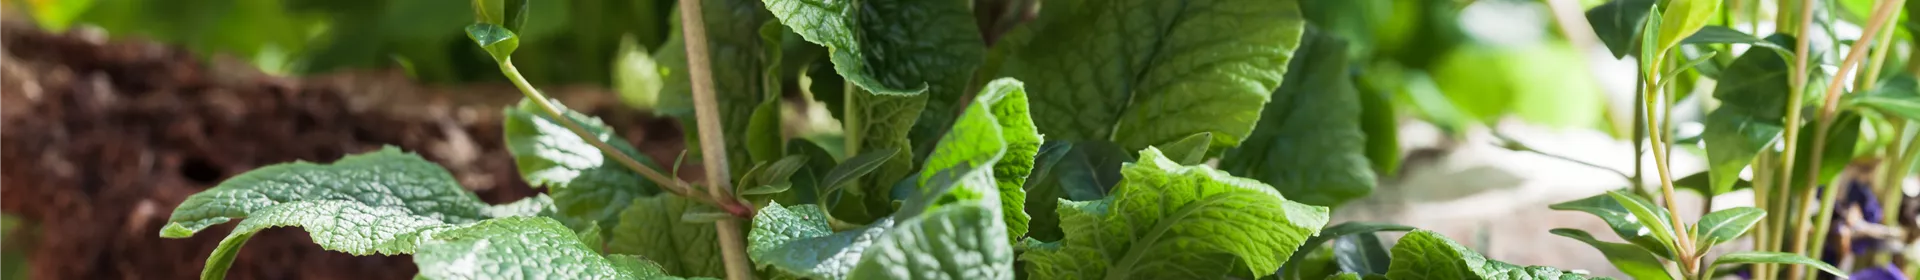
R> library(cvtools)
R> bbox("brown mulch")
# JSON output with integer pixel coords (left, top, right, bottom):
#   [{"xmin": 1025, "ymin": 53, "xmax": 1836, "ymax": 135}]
[{"xmin": 0, "ymin": 21, "xmax": 689, "ymax": 279}]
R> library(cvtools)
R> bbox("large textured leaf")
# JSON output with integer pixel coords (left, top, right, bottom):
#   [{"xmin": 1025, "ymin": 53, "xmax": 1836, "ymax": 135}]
[
  {"xmin": 1385, "ymin": 230, "xmax": 1596, "ymax": 280},
  {"xmin": 159, "ymin": 147, "xmax": 492, "ymax": 278},
  {"xmin": 915, "ymin": 78, "xmax": 1039, "ymax": 243},
  {"xmin": 1692, "ymin": 207, "xmax": 1765, "ymax": 255},
  {"xmin": 1220, "ymin": 27, "xmax": 1375, "ymax": 207},
  {"xmin": 1701, "ymin": 34, "xmax": 1792, "ymax": 196},
  {"xmin": 608, "ymin": 195, "xmax": 725, "ymax": 278},
  {"xmin": 1023, "ymin": 148, "xmax": 1332, "ymax": 279},
  {"xmin": 414, "ymin": 216, "xmax": 662, "ymax": 279},
  {"xmin": 1710, "ymin": 252, "xmax": 1845, "ymax": 278},
  {"xmin": 987, "ymin": 0, "xmax": 1305, "ymax": 154},
  {"xmin": 1551, "ymin": 229, "xmax": 1672, "ymax": 280},
  {"xmin": 1586, "ymin": 0, "xmax": 1655, "ymax": 58},
  {"xmin": 759, "ymin": 0, "xmax": 982, "ymax": 97},
  {"xmin": 1548, "ymin": 192, "xmax": 1676, "ymax": 259},
  {"xmin": 748, "ymin": 82, "xmax": 1023, "ymax": 279},
  {"xmin": 842, "ymin": 89, "xmax": 929, "ymax": 222},
  {"xmin": 503, "ymin": 98, "xmax": 662, "ymax": 230}
]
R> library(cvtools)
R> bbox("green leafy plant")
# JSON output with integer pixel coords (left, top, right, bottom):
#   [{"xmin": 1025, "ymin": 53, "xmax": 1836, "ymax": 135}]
[{"xmin": 157, "ymin": 0, "xmax": 1621, "ymax": 279}]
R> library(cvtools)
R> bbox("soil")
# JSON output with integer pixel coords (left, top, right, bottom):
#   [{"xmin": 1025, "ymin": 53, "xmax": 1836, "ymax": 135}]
[{"xmin": 0, "ymin": 21, "xmax": 689, "ymax": 279}]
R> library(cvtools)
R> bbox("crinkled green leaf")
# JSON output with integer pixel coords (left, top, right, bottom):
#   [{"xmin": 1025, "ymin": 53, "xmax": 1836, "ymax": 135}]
[
  {"xmin": 1548, "ymin": 192, "xmax": 1677, "ymax": 259},
  {"xmin": 1585, "ymin": 0, "xmax": 1655, "ymax": 58},
  {"xmin": 414, "ymin": 217, "xmax": 650, "ymax": 279},
  {"xmin": 749, "ymin": 203, "xmax": 895, "ymax": 279},
  {"xmin": 848, "ymin": 203, "xmax": 1014, "ymax": 280},
  {"xmin": 759, "ymin": 0, "xmax": 982, "ymax": 97},
  {"xmin": 842, "ymin": 89, "xmax": 929, "ymax": 222},
  {"xmin": 1220, "ymin": 27, "xmax": 1374, "ymax": 207},
  {"xmin": 1551, "ymin": 228, "xmax": 1672, "ymax": 280},
  {"xmin": 1711, "ymin": 252, "xmax": 1846, "ymax": 278},
  {"xmin": 987, "ymin": 0, "xmax": 1304, "ymax": 154},
  {"xmin": 1024, "ymin": 148, "xmax": 1331, "ymax": 279},
  {"xmin": 1692, "ymin": 207, "xmax": 1766, "ymax": 255},
  {"xmin": 483, "ymin": 193, "xmax": 556, "ymax": 219},
  {"xmin": 503, "ymin": 98, "xmax": 661, "ymax": 229},
  {"xmin": 915, "ymin": 78, "xmax": 1038, "ymax": 243},
  {"xmin": 609, "ymin": 195, "xmax": 725, "ymax": 278},
  {"xmin": 159, "ymin": 147, "xmax": 491, "ymax": 278},
  {"xmin": 1386, "ymin": 230, "xmax": 1597, "ymax": 280}
]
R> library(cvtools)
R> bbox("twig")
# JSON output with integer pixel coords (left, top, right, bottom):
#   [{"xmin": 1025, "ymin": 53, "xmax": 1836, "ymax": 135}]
[
  {"xmin": 1767, "ymin": 0, "xmax": 1819, "ymax": 278},
  {"xmin": 674, "ymin": 0, "xmax": 756, "ymax": 279}
]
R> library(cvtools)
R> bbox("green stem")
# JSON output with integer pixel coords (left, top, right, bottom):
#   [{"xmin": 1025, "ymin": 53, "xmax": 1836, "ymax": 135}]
[
  {"xmin": 1643, "ymin": 52, "xmax": 1698, "ymax": 273},
  {"xmin": 674, "ymin": 0, "xmax": 756, "ymax": 278},
  {"xmin": 1769, "ymin": 0, "xmax": 1818, "ymax": 277},
  {"xmin": 498, "ymin": 60, "xmax": 707, "ymax": 203},
  {"xmin": 1802, "ymin": 1, "xmax": 1900, "ymax": 276}
]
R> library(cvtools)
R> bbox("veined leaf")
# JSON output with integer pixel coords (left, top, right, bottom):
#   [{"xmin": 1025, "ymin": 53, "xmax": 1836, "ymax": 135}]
[
  {"xmin": 1692, "ymin": 207, "xmax": 1765, "ymax": 255},
  {"xmin": 465, "ymin": 23, "xmax": 519, "ymax": 62},
  {"xmin": 987, "ymin": 0, "xmax": 1305, "ymax": 154},
  {"xmin": 843, "ymin": 89, "xmax": 929, "ymax": 222},
  {"xmin": 503, "ymin": 98, "xmax": 661, "ymax": 229},
  {"xmin": 1711, "ymin": 252, "xmax": 1846, "ymax": 278},
  {"xmin": 414, "ymin": 217, "xmax": 669, "ymax": 279},
  {"xmin": 1551, "ymin": 228, "xmax": 1673, "ymax": 280},
  {"xmin": 1549, "ymin": 192, "xmax": 1677, "ymax": 259},
  {"xmin": 914, "ymin": 78, "xmax": 1039, "ymax": 243},
  {"xmin": 1386, "ymin": 230, "xmax": 1598, "ymax": 280},
  {"xmin": 1851, "ymin": 75, "xmax": 1920, "ymax": 120},
  {"xmin": 653, "ymin": 0, "xmax": 776, "ymax": 173},
  {"xmin": 1607, "ymin": 191, "xmax": 1680, "ymax": 255},
  {"xmin": 760, "ymin": 0, "xmax": 983, "ymax": 96},
  {"xmin": 1585, "ymin": 0, "xmax": 1655, "ymax": 58},
  {"xmin": 1024, "ymin": 148, "xmax": 1332, "ymax": 279},
  {"xmin": 1220, "ymin": 27, "xmax": 1375, "ymax": 208},
  {"xmin": 749, "ymin": 77, "xmax": 1022, "ymax": 279},
  {"xmin": 160, "ymin": 147, "xmax": 493, "ymax": 278},
  {"xmin": 1332, "ymin": 233, "xmax": 1393, "ymax": 276},
  {"xmin": 1682, "ymin": 26, "xmax": 1791, "ymax": 55},
  {"xmin": 608, "ymin": 195, "xmax": 725, "ymax": 278}
]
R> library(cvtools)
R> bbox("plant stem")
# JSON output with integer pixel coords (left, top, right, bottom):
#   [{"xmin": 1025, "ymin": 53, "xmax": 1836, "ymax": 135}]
[
  {"xmin": 675, "ymin": 0, "xmax": 755, "ymax": 278},
  {"xmin": 1634, "ymin": 64, "xmax": 1652, "ymax": 198},
  {"xmin": 1803, "ymin": 0, "xmax": 1899, "ymax": 269},
  {"xmin": 1770, "ymin": 0, "xmax": 1818, "ymax": 277},
  {"xmin": 497, "ymin": 60, "xmax": 708, "ymax": 204},
  {"xmin": 1642, "ymin": 51, "xmax": 1697, "ymax": 274}
]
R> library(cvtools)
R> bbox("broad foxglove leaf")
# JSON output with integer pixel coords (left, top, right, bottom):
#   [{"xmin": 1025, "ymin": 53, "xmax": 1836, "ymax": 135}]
[
  {"xmin": 1023, "ymin": 148, "xmax": 1331, "ymax": 279},
  {"xmin": 414, "ymin": 216, "xmax": 673, "ymax": 279},
  {"xmin": 160, "ymin": 147, "xmax": 491, "ymax": 278},
  {"xmin": 987, "ymin": 0, "xmax": 1305, "ymax": 154},
  {"xmin": 503, "ymin": 98, "xmax": 661, "ymax": 229},
  {"xmin": 609, "ymin": 195, "xmax": 725, "ymax": 278},
  {"xmin": 1386, "ymin": 230, "xmax": 1598, "ymax": 280},
  {"xmin": 1220, "ymin": 27, "xmax": 1374, "ymax": 207},
  {"xmin": 914, "ymin": 78, "xmax": 1039, "ymax": 243}
]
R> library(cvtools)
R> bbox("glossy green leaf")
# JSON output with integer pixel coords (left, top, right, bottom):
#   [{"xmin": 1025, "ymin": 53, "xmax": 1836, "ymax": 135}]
[
  {"xmin": 1158, "ymin": 132, "xmax": 1213, "ymax": 165},
  {"xmin": 747, "ymin": 99, "xmax": 786, "ymax": 164},
  {"xmin": 1852, "ymin": 75, "xmax": 1920, "ymax": 120},
  {"xmin": 159, "ymin": 147, "xmax": 493, "ymax": 279},
  {"xmin": 1701, "ymin": 33, "xmax": 1793, "ymax": 196},
  {"xmin": 1386, "ymin": 230, "xmax": 1597, "ymax": 280},
  {"xmin": 503, "ymin": 98, "xmax": 661, "ymax": 229},
  {"xmin": 608, "ymin": 195, "xmax": 724, "ymax": 278},
  {"xmin": 1606, "ymin": 191, "xmax": 1680, "ymax": 255},
  {"xmin": 821, "ymin": 147, "xmax": 900, "ymax": 196},
  {"xmin": 1692, "ymin": 207, "xmax": 1765, "ymax": 254},
  {"xmin": 761, "ymin": 0, "xmax": 983, "ymax": 96},
  {"xmin": 414, "ymin": 217, "xmax": 654, "ymax": 279},
  {"xmin": 1220, "ymin": 28, "xmax": 1375, "ymax": 208},
  {"xmin": 1551, "ymin": 228, "xmax": 1673, "ymax": 280},
  {"xmin": 1673, "ymin": 170, "xmax": 1754, "ymax": 196},
  {"xmin": 1020, "ymin": 141, "xmax": 1080, "ymax": 242},
  {"xmin": 987, "ymin": 0, "xmax": 1304, "ymax": 154},
  {"xmin": 466, "ymin": 23, "xmax": 520, "ymax": 62},
  {"xmin": 1024, "ymin": 148, "xmax": 1332, "ymax": 279},
  {"xmin": 1549, "ymin": 192, "xmax": 1677, "ymax": 259},
  {"xmin": 1639, "ymin": 3, "xmax": 1662, "ymax": 71},
  {"xmin": 1585, "ymin": 0, "xmax": 1656, "ymax": 58},
  {"xmin": 1655, "ymin": 0, "xmax": 1720, "ymax": 53},
  {"xmin": 1682, "ymin": 26, "xmax": 1791, "ymax": 55},
  {"xmin": 1711, "ymin": 252, "xmax": 1846, "ymax": 278},
  {"xmin": 1332, "ymin": 233, "xmax": 1393, "ymax": 276}
]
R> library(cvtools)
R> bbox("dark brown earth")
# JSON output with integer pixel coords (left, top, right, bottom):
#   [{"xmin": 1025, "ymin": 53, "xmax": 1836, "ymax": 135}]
[{"xmin": 0, "ymin": 21, "xmax": 690, "ymax": 279}]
